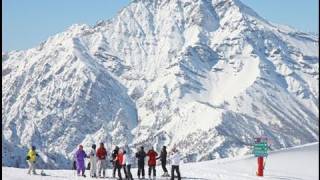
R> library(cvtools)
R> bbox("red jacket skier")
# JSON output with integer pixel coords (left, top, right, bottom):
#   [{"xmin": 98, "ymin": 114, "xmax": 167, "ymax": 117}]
[
  {"xmin": 114, "ymin": 149, "xmax": 124, "ymax": 179},
  {"xmin": 96, "ymin": 145, "xmax": 107, "ymax": 160},
  {"xmin": 147, "ymin": 147, "xmax": 158, "ymax": 177},
  {"xmin": 116, "ymin": 151, "xmax": 124, "ymax": 165},
  {"xmin": 147, "ymin": 148, "xmax": 158, "ymax": 166}
]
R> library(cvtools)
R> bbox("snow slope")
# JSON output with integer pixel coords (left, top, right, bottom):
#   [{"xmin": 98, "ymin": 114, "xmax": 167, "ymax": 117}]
[
  {"xmin": 2, "ymin": 142, "xmax": 319, "ymax": 180},
  {"xmin": 2, "ymin": 0, "xmax": 319, "ymax": 168}
]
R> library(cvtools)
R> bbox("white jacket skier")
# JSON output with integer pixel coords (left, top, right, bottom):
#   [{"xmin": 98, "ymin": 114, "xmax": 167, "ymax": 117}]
[
  {"xmin": 124, "ymin": 150, "xmax": 134, "ymax": 180},
  {"xmin": 125, "ymin": 152, "xmax": 133, "ymax": 165},
  {"xmin": 170, "ymin": 151, "xmax": 180, "ymax": 166},
  {"xmin": 89, "ymin": 144, "xmax": 97, "ymax": 177},
  {"xmin": 170, "ymin": 148, "xmax": 181, "ymax": 179}
]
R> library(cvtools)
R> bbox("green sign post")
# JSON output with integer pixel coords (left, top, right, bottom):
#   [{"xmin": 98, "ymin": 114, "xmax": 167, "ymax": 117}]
[
  {"xmin": 253, "ymin": 142, "xmax": 268, "ymax": 157},
  {"xmin": 254, "ymin": 137, "xmax": 269, "ymax": 177}
]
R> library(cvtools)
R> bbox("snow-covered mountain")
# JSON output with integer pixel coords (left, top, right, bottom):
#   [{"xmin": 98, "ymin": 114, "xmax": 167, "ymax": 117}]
[{"xmin": 2, "ymin": 0, "xmax": 319, "ymax": 168}]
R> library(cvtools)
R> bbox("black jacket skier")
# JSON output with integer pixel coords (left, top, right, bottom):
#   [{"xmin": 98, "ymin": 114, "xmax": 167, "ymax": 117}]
[
  {"xmin": 135, "ymin": 146, "xmax": 146, "ymax": 178},
  {"xmin": 157, "ymin": 146, "xmax": 169, "ymax": 176},
  {"xmin": 158, "ymin": 146, "xmax": 167, "ymax": 163}
]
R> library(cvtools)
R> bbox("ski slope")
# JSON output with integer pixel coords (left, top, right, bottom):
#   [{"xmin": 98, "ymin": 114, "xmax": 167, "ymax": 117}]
[{"xmin": 2, "ymin": 142, "xmax": 318, "ymax": 180}]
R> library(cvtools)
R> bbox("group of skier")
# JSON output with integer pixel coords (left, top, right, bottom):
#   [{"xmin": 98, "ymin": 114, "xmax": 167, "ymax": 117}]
[
  {"xmin": 72, "ymin": 143, "xmax": 181, "ymax": 179},
  {"xmin": 26, "ymin": 144, "xmax": 181, "ymax": 179}
]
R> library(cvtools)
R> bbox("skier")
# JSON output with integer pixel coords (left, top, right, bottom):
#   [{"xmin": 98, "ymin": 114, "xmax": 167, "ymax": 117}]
[
  {"xmin": 136, "ymin": 146, "xmax": 147, "ymax": 179},
  {"xmin": 75, "ymin": 145, "xmax": 88, "ymax": 177},
  {"xmin": 115, "ymin": 148, "xmax": 124, "ymax": 180},
  {"xmin": 121, "ymin": 150, "xmax": 128, "ymax": 179},
  {"xmin": 170, "ymin": 148, "xmax": 181, "ymax": 180},
  {"xmin": 89, "ymin": 144, "xmax": 97, "ymax": 178},
  {"xmin": 124, "ymin": 149, "xmax": 134, "ymax": 180},
  {"xmin": 26, "ymin": 145, "xmax": 39, "ymax": 175},
  {"xmin": 157, "ymin": 146, "xmax": 169, "ymax": 177},
  {"xmin": 147, "ymin": 147, "xmax": 158, "ymax": 178},
  {"xmin": 111, "ymin": 146, "xmax": 120, "ymax": 178},
  {"xmin": 96, "ymin": 142, "xmax": 107, "ymax": 178}
]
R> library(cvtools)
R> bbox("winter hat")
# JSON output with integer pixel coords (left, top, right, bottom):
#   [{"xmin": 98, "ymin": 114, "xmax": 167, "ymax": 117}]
[
  {"xmin": 31, "ymin": 145, "xmax": 36, "ymax": 150},
  {"xmin": 92, "ymin": 144, "xmax": 96, "ymax": 149},
  {"xmin": 100, "ymin": 142, "xmax": 104, "ymax": 146}
]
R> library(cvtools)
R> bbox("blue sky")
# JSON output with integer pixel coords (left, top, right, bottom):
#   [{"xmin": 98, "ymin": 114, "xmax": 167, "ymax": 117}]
[{"xmin": 2, "ymin": 0, "xmax": 319, "ymax": 52}]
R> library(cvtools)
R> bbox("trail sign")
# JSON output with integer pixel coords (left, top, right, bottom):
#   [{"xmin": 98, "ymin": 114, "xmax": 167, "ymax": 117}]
[
  {"xmin": 253, "ymin": 146, "xmax": 268, "ymax": 151},
  {"xmin": 254, "ymin": 143, "xmax": 268, "ymax": 147},
  {"xmin": 252, "ymin": 137, "xmax": 269, "ymax": 157},
  {"xmin": 253, "ymin": 136, "xmax": 270, "ymax": 176}
]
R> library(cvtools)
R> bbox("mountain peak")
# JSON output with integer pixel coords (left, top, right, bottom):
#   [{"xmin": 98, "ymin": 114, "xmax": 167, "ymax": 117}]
[
  {"xmin": 2, "ymin": 0, "xmax": 318, "ymax": 169},
  {"xmin": 68, "ymin": 24, "xmax": 91, "ymax": 32}
]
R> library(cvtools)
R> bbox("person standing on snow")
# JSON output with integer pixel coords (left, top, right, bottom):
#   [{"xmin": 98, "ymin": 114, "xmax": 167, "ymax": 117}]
[
  {"xmin": 136, "ymin": 146, "xmax": 147, "ymax": 179},
  {"xmin": 112, "ymin": 146, "xmax": 120, "ymax": 178},
  {"xmin": 115, "ymin": 148, "xmax": 124, "ymax": 180},
  {"xmin": 120, "ymin": 149, "xmax": 128, "ymax": 179},
  {"xmin": 124, "ymin": 149, "xmax": 134, "ymax": 180},
  {"xmin": 157, "ymin": 146, "xmax": 169, "ymax": 177},
  {"xmin": 147, "ymin": 147, "xmax": 158, "ymax": 178},
  {"xmin": 75, "ymin": 145, "xmax": 88, "ymax": 177},
  {"xmin": 89, "ymin": 144, "xmax": 97, "ymax": 178},
  {"xmin": 96, "ymin": 142, "xmax": 107, "ymax": 178},
  {"xmin": 26, "ymin": 145, "xmax": 39, "ymax": 175},
  {"xmin": 170, "ymin": 148, "xmax": 181, "ymax": 180}
]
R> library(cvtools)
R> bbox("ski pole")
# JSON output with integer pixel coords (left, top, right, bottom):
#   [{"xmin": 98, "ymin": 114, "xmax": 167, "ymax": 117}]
[
  {"xmin": 263, "ymin": 156, "xmax": 268, "ymax": 170},
  {"xmin": 263, "ymin": 144, "xmax": 271, "ymax": 170}
]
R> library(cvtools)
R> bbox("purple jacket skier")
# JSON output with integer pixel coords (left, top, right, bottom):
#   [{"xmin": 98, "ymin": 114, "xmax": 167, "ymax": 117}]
[{"xmin": 75, "ymin": 145, "xmax": 88, "ymax": 177}]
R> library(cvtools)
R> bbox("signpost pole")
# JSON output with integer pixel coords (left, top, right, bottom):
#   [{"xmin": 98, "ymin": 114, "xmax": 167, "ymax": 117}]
[
  {"xmin": 257, "ymin": 156, "xmax": 264, "ymax": 176},
  {"xmin": 254, "ymin": 136, "xmax": 268, "ymax": 177}
]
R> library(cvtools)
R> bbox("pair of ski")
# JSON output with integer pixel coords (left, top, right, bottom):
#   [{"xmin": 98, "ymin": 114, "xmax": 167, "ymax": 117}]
[
  {"xmin": 27, "ymin": 174, "xmax": 49, "ymax": 176},
  {"xmin": 27, "ymin": 171, "xmax": 48, "ymax": 176}
]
